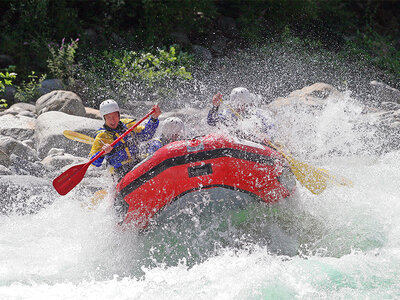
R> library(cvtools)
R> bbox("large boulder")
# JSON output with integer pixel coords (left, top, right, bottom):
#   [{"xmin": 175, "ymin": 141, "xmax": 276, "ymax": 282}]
[
  {"xmin": 0, "ymin": 136, "xmax": 39, "ymax": 163},
  {"xmin": 0, "ymin": 102, "xmax": 36, "ymax": 116},
  {"xmin": 369, "ymin": 81, "xmax": 400, "ymax": 105},
  {"xmin": 268, "ymin": 82, "xmax": 342, "ymax": 113},
  {"xmin": 37, "ymin": 79, "xmax": 64, "ymax": 96},
  {"xmin": 41, "ymin": 148, "xmax": 87, "ymax": 172},
  {"xmin": 0, "ymin": 114, "xmax": 36, "ymax": 140},
  {"xmin": 34, "ymin": 111, "xmax": 103, "ymax": 158},
  {"xmin": 35, "ymin": 90, "xmax": 86, "ymax": 116}
]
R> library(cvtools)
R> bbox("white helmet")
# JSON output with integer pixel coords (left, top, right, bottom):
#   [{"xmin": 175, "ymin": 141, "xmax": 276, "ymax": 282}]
[
  {"xmin": 99, "ymin": 99, "xmax": 120, "ymax": 120},
  {"xmin": 162, "ymin": 117, "xmax": 184, "ymax": 139},
  {"xmin": 229, "ymin": 87, "xmax": 253, "ymax": 104}
]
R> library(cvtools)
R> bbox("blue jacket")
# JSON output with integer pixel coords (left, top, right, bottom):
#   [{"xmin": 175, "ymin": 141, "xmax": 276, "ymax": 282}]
[
  {"xmin": 207, "ymin": 105, "xmax": 276, "ymax": 138},
  {"xmin": 89, "ymin": 118, "xmax": 159, "ymax": 169}
]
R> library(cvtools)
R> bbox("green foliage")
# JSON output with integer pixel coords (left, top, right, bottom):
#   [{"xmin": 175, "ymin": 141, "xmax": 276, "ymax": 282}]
[
  {"xmin": 0, "ymin": 66, "xmax": 17, "ymax": 108},
  {"xmin": 113, "ymin": 46, "xmax": 193, "ymax": 85},
  {"xmin": 342, "ymin": 30, "xmax": 400, "ymax": 78},
  {"xmin": 0, "ymin": 0, "xmax": 399, "ymax": 89},
  {"xmin": 47, "ymin": 38, "xmax": 79, "ymax": 87},
  {"xmin": 139, "ymin": 0, "xmax": 216, "ymax": 45},
  {"xmin": 0, "ymin": 66, "xmax": 17, "ymax": 92},
  {"xmin": 15, "ymin": 71, "xmax": 47, "ymax": 103}
]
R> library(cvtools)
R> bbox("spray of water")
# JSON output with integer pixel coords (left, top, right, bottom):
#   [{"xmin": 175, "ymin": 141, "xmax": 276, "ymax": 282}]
[{"xmin": 1, "ymin": 45, "xmax": 400, "ymax": 298}]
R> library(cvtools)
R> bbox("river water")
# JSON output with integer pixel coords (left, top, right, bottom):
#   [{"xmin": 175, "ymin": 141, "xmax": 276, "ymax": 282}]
[{"xmin": 1, "ymin": 91, "xmax": 399, "ymax": 299}]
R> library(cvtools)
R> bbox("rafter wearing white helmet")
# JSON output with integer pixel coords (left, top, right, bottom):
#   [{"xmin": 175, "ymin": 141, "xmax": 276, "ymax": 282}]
[
  {"xmin": 162, "ymin": 117, "xmax": 184, "ymax": 140},
  {"xmin": 229, "ymin": 87, "xmax": 253, "ymax": 104},
  {"xmin": 99, "ymin": 99, "xmax": 120, "ymax": 120}
]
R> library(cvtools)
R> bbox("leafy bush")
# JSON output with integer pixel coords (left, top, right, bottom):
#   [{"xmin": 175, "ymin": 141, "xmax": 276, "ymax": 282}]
[
  {"xmin": 47, "ymin": 38, "xmax": 79, "ymax": 87},
  {"xmin": 113, "ymin": 46, "xmax": 193, "ymax": 85},
  {"xmin": 342, "ymin": 30, "xmax": 400, "ymax": 79},
  {"xmin": 0, "ymin": 66, "xmax": 17, "ymax": 108},
  {"xmin": 14, "ymin": 71, "xmax": 46, "ymax": 103}
]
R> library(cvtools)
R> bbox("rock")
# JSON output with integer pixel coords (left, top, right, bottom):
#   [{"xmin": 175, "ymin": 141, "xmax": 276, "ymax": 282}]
[
  {"xmin": 0, "ymin": 175, "xmax": 56, "ymax": 215},
  {"xmin": 170, "ymin": 32, "xmax": 191, "ymax": 47},
  {"xmin": 34, "ymin": 111, "xmax": 103, "ymax": 158},
  {"xmin": 192, "ymin": 45, "xmax": 213, "ymax": 61},
  {"xmin": 0, "ymin": 136, "xmax": 39, "ymax": 162},
  {"xmin": 22, "ymin": 139, "xmax": 34, "ymax": 149},
  {"xmin": 85, "ymin": 107, "xmax": 102, "ymax": 119},
  {"xmin": 38, "ymin": 79, "xmax": 64, "ymax": 96},
  {"xmin": 1, "ymin": 103, "xmax": 36, "ymax": 115},
  {"xmin": 370, "ymin": 81, "xmax": 400, "ymax": 105},
  {"xmin": 0, "ymin": 148, "xmax": 10, "ymax": 167},
  {"xmin": 0, "ymin": 114, "xmax": 35, "ymax": 140},
  {"xmin": 0, "ymin": 85, "xmax": 16, "ymax": 103},
  {"xmin": 41, "ymin": 151, "xmax": 86, "ymax": 171},
  {"xmin": 35, "ymin": 90, "xmax": 86, "ymax": 116},
  {"xmin": 0, "ymin": 165, "xmax": 12, "ymax": 175},
  {"xmin": 268, "ymin": 82, "xmax": 342, "ymax": 112},
  {"xmin": 9, "ymin": 154, "xmax": 46, "ymax": 176}
]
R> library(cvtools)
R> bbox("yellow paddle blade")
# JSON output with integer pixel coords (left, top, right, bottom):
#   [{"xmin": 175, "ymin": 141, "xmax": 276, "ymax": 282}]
[
  {"xmin": 267, "ymin": 141, "xmax": 329, "ymax": 195},
  {"xmin": 81, "ymin": 189, "xmax": 108, "ymax": 210},
  {"xmin": 63, "ymin": 130, "xmax": 94, "ymax": 145},
  {"xmin": 318, "ymin": 168, "xmax": 354, "ymax": 187},
  {"xmin": 282, "ymin": 152, "xmax": 328, "ymax": 195}
]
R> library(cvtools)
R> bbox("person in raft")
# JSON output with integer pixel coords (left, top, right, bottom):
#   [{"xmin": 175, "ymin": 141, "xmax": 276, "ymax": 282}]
[
  {"xmin": 207, "ymin": 87, "xmax": 277, "ymax": 141},
  {"xmin": 89, "ymin": 99, "xmax": 161, "ymax": 179},
  {"xmin": 145, "ymin": 117, "xmax": 185, "ymax": 155}
]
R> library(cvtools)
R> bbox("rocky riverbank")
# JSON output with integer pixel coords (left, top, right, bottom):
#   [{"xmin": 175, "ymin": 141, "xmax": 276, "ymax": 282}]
[{"xmin": 1, "ymin": 81, "xmax": 399, "ymax": 215}]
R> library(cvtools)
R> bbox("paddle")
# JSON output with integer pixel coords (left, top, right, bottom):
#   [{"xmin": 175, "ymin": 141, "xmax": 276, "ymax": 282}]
[
  {"xmin": 63, "ymin": 130, "xmax": 94, "ymax": 144},
  {"xmin": 53, "ymin": 109, "xmax": 155, "ymax": 195},
  {"xmin": 218, "ymin": 98, "xmax": 352, "ymax": 194}
]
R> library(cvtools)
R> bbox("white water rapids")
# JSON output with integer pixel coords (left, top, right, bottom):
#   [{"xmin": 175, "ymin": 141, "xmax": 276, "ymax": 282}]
[{"xmin": 1, "ymin": 91, "xmax": 400, "ymax": 299}]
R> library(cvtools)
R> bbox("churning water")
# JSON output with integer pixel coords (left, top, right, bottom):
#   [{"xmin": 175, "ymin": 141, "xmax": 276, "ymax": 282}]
[{"xmin": 1, "ymin": 54, "xmax": 400, "ymax": 299}]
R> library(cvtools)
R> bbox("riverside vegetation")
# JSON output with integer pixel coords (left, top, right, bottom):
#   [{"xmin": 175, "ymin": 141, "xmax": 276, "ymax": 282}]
[{"xmin": 0, "ymin": 0, "xmax": 399, "ymax": 109}]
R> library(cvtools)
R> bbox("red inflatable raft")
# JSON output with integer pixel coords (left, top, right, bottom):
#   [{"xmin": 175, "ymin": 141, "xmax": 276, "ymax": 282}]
[{"xmin": 115, "ymin": 134, "xmax": 296, "ymax": 228}]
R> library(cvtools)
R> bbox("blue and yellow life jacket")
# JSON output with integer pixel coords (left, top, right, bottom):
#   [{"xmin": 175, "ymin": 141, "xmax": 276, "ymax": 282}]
[{"xmin": 89, "ymin": 118, "xmax": 159, "ymax": 171}]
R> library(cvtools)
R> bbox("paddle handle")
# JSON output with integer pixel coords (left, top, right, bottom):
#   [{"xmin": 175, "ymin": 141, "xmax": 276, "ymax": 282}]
[{"xmin": 89, "ymin": 108, "xmax": 155, "ymax": 165}]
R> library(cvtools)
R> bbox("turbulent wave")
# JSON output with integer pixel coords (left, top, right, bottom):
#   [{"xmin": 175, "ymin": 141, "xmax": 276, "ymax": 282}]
[{"xmin": 1, "ymin": 49, "xmax": 400, "ymax": 298}]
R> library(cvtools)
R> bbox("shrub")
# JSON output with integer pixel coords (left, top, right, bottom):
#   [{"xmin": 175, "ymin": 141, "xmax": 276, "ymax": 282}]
[
  {"xmin": 47, "ymin": 38, "xmax": 79, "ymax": 87},
  {"xmin": 113, "ymin": 46, "xmax": 193, "ymax": 85},
  {"xmin": 0, "ymin": 66, "xmax": 17, "ymax": 108},
  {"xmin": 14, "ymin": 71, "xmax": 46, "ymax": 103}
]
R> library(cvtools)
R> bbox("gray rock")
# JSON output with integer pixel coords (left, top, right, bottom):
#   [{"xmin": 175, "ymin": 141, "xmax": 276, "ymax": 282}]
[
  {"xmin": 41, "ymin": 151, "xmax": 86, "ymax": 172},
  {"xmin": 0, "ymin": 114, "xmax": 35, "ymax": 140},
  {"xmin": 268, "ymin": 82, "xmax": 342, "ymax": 113},
  {"xmin": 0, "ymin": 149, "xmax": 10, "ymax": 167},
  {"xmin": 0, "ymin": 102, "xmax": 36, "ymax": 116},
  {"xmin": 0, "ymin": 85, "xmax": 16, "ymax": 103},
  {"xmin": 9, "ymin": 153, "xmax": 46, "ymax": 176},
  {"xmin": 38, "ymin": 79, "xmax": 64, "ymax": 96},
  {"xmin": 192, "ymin": 45, "xmax": 213, "ymax": 61},
  {"xmin": 34, "ymin": 111, "xmax": 103, "ymax": 158},
  {"xmin": 370, "ymin": 81, "xmax": 400, "ymax": 105},
  {"xmin": 22, "ymin": 139, "xmax": 34, "ymax": 148},
  {"xmin": 85, "ymin": 107, "xmax": 102, "ymax": 119},
  {"xmin": 35, "ymin": 90, "xmax": 86, "ymax": 116},
  {"xmin": 0, "ymin": 165, "xmax": 12, "ymax": 175},
  {"xmin": 170, "ymin": 32, "xmax": 191, "ymax": 47},
  {"xmin": 0, "ymin": 136, "xmax": 39, "ymax": 162}
]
